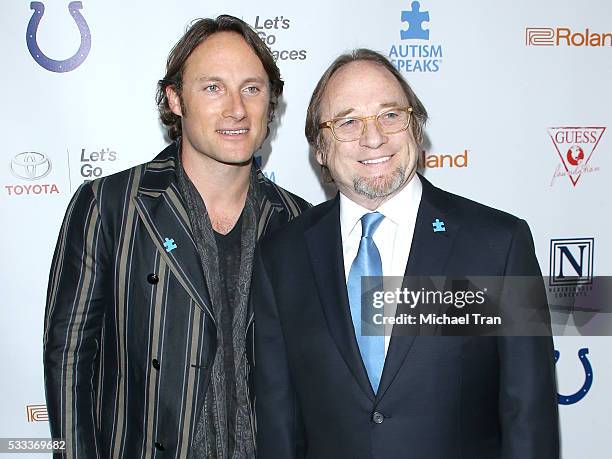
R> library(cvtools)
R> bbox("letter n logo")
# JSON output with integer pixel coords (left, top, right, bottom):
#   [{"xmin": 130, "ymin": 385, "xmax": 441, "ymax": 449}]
[{"xmin": 549, "ymin": 238, "xmax": 594, "ymax": 286}]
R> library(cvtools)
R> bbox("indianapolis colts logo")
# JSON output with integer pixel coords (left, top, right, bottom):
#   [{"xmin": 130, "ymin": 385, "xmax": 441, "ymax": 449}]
[
  {"xmin": 26, "ymin": 2, "xmax": 91, "ymax": 72},
  {"xmin": 555, "ymin": 348, "xmax": 593, "ymax": 405}
]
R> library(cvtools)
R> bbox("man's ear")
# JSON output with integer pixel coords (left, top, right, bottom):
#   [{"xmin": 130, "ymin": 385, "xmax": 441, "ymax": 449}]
[
  {"xmin": 166, "ymin": 86, "xmax": 183, "ymax": 117},
  {"xmin": 315, "ymin": 149, "xmax": 326, "ymax": 166}
]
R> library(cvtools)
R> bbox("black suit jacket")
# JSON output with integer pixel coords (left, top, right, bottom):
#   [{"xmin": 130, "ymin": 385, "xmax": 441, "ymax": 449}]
[
  {"xmin": 43, "ymin": 142, "xmax": 310, "ymax": 458},
  {"xmin": 252, "ymin": 176, "xmax": 559, "ymax": 459}
]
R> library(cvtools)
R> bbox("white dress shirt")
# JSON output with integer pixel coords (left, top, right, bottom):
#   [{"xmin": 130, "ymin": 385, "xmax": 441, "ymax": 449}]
[{"xmin": 340, "ymin": 175, "xmax": 423, "ymax": 355}]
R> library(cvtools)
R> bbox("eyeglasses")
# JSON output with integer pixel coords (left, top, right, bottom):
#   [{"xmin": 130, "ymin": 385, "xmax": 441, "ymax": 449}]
[{"xmin": 319, "ymin": 106, "xmax": 413, "ymax": 142}]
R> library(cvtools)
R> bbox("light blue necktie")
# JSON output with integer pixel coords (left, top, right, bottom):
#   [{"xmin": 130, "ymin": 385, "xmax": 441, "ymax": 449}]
[{"xmin": 347, "ymin": 212, "xmax": 385, "ymax": 393}]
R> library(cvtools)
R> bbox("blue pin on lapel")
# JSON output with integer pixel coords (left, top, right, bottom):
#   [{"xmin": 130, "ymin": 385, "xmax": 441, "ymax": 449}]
[
  {"xmin": 163, "ymin": 237, "xmax": 178, "ymax": 252},
  {"xmin": 432, "ymin": 218, "xmax": 446, "ymax": 233}
]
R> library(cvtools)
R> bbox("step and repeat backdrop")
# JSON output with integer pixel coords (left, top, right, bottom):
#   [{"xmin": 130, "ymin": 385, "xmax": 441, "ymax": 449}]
[{"xmin": 1, "ymin": 0, "xmax": 610, "ymax": 457}]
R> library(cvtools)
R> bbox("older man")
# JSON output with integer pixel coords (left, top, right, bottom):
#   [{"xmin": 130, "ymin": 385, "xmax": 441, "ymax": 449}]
[
  {"xmin": 252, "ymin": 49, "xmax": 559, "ymax": 458},
  {"xmin": 44, "ymin": 15, "xmax": 308, "ymax": 458}
]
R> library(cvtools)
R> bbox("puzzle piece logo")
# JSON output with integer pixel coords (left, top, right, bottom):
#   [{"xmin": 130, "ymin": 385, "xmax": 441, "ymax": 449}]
[
  {"xmin": 389, "ymin": 1, "xmax": 441, "ymax": 73},
  {"xmin": 400, "ymin": 1, "xmax": 430, "ymax": 40},
  {"xmin": 432, "ymin": 218, "xmax": 445, "ymax": 232},
  {"xmin": 163, "ymin": 237, "xmax": 177, "ymax": 252}
]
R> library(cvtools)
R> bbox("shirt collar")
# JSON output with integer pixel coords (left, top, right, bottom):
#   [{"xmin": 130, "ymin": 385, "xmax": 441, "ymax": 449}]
[
  {"xmin": 339, "ymin": 174, "xmax": 423, "ymax": 240},
  {"xmin": 340, "ymin": 192, "xmax": 370, "ymax": 242},
  {"xmin": 378, "ymin": 173, "xmax": 422, "ymax": 228}
]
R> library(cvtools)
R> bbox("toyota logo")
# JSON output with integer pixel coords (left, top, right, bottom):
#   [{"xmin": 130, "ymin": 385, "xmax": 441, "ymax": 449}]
[{"xmin": 10, "ymin": 152, "xmax": 52, "ymax": 180}]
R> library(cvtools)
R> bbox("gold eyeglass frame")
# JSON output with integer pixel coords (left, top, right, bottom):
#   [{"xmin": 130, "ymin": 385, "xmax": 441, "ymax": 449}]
[{"xmin": 318, "ymin": 106, "xmax": 413, "ymax": 142}]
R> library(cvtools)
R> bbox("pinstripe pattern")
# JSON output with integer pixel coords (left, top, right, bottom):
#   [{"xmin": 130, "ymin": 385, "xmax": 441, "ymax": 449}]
[
  {"xmin": 112, "ymin": 166, "xmax": 142, "ymax": 459},
  {"xmin": 142, "ymin": 253, "xmax": 165, "ymax": 459},
  {"xmin": 44, "ymin": 143, "xmax": 310, "ymax": 458}
]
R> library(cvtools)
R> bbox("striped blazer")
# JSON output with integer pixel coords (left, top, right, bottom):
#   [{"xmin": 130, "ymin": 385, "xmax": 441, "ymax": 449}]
[{"xmin": 43, "ymin": 143, "xmax": 309, "ymax": 458}]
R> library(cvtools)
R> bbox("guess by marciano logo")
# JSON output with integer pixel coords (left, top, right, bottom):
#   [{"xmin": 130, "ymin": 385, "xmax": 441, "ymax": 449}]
[{"xmin": 548, "ymin": 127, "xmax": 605, "ymax": 186}]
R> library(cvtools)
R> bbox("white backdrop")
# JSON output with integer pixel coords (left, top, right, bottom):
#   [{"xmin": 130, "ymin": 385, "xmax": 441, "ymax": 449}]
[{"xmin": 1, "ymin": 0, "xmax": 610, "ymax": 457}]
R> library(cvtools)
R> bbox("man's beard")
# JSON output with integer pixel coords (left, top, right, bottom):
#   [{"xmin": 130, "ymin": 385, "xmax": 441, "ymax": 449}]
[{"xmin": 353, "ymin": 167, "xmax": 406, "ymax": 200}]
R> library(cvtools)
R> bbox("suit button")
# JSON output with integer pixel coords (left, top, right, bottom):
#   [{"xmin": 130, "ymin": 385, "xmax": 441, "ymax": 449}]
[
  {"xmin": 154, "ymin": 441, "xmax": 165, "ymax": 451},
  {"xmin": 147, "ymin": 273, "xmax": 159, "ymax": 284},
  {"xmin": 372, "ymin": 411, "xmax": 384, "ymax": 424},
  {"xmin": 152, "ymin": 359, "xmax": 160, "ymax": 370}
]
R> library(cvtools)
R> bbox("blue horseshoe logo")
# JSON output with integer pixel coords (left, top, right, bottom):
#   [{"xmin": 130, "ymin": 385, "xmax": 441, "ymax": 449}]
[
  {"xmin": 26, "ymin": 1, "xmax": 91, "ymax": 73},
  {"xmin": 554, "ymin": 348, "xmax": 593, "ymax": 405}
]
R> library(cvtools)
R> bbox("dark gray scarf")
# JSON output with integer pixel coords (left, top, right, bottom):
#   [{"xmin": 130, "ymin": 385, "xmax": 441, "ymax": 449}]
[{"xmin": 177, "ymin": 156, "xmax": 259, "ymax": 459}]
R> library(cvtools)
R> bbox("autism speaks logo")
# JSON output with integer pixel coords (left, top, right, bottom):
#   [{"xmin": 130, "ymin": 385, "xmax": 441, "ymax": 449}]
[
  {"xmin": 388, "ymin": 1, "xmax": 443, "ymax": 73},
  {"xmin": 26, "ymin": 1, "xmax": 91, "ymax": 72},
  {"xmin": 548, "ymin": 127, "xmax": 605, "ymax": 186}
]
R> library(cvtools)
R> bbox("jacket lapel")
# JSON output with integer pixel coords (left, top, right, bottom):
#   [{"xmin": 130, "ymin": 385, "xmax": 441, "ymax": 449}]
[
  {"xmin": 403, "ymin": 176, "xmax": 460, "ymax": 277},
  {"xmin": 133, "ymin": 145, "xmax": 216, "ymax": 326},
  {"xmin": 304, "ymin": 197, "xmax": 375, "ymax": 401},
  {"xmin": 377, "ymin": 176, "xmax": 461, "ymax": 400}
]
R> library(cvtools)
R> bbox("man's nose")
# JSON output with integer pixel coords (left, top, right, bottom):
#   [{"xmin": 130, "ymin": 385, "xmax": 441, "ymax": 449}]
[
  {"xmin": 223, "ymin": 91, "xmax": 247, "ymax": 120},
  {"xmin": 359, "ymin": 119, "xmax": 387, "ymax": 149}
]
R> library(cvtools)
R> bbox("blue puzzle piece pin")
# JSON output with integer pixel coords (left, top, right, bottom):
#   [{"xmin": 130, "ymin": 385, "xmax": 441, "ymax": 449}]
[
  {"xmin": 163, "ymin": 237, "xmax": 178, "ymax": 252},
  {"xmin": 432, "ymin": 218, "xmax": 445, "ymax": 233},
  {"xmin": 400, "ymin": 1, "xmax": 430, "ymax": 40}
]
